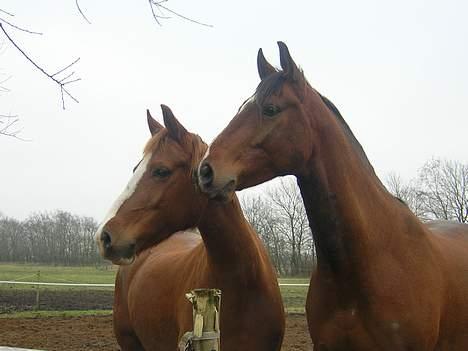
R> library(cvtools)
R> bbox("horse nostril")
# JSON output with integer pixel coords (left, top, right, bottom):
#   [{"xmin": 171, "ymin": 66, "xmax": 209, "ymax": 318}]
[
  {"xmin": 199, "ymin": 163, "xmax": 214, "ymax": 187},
  {"xmin": 101, "ymin": 231, "xmax": 112, "ymax": 250}
]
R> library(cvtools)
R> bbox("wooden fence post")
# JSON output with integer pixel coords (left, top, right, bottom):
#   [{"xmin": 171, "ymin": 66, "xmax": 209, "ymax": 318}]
[
  {"xmin": 35, "ymin": 270, "xmax": 41, "ymax": 311},
  {"xmin": 179, "ymin": 288, "xmax": 221, "ymax": 351}
]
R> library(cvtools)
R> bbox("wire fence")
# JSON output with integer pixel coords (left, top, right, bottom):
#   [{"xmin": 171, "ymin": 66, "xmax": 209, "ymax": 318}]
[
  {"xmin": 0, "ymin": 281, "xmax": 309, "ymax": 287},
  {"xmin": 0, "ymin": 280, "xmax": 309, "ymax": 314}
]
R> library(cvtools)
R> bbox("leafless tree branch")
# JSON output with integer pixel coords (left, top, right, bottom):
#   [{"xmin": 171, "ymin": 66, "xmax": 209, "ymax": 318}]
[
  {"xmin": 0, "ymin": 8, "xmax": 14, "ymax": 17},
  {"xmin": 0, "ymin": 114, "xmax": 26, "ymax": 140},
  {"xmin": 51, "ymin": 57, "xmax": 80, "ymax": 77},
  {"xmin": 148, "ymin": 0, "xmax": 213, "ymax": 27},
  {"xmin": 0, "ymin": 22, "xmax": 80, "ymax": 109},
  {"xmin": 0, "ymin": 16, "xmax": 42, "ymax": 35},
  {"xmin": 75, "ymin": 0, "xmax": 92, "ymax": 24}
]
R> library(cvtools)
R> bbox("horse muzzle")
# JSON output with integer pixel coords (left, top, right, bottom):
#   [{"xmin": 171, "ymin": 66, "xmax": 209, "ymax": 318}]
[
  {"xmin": 197, "ymin": 161, "xmax": 237, "ymax": 200},
  {"xmin": 97, "ymin": 229, "xmax": 136, "ymax": 265}
]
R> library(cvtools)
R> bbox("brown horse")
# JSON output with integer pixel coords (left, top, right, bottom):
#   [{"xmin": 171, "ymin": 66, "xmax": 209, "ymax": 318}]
[
  {"xmin": 197, "ymin": 42, "xmax": 468, "ymax": 350},
  {"xmin": 95, "ymin": 106, "xmax": 284, "ymax": 350}
]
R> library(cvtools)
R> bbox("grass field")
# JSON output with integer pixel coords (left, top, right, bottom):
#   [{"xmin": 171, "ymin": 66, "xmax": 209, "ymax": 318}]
[
  {"xmin": 0, "ymin": 263, "xmax": 309, "ymax": 315},
  {"xmin": 0, "ymin": 263, "xmax": 117, "ymax": 284}
]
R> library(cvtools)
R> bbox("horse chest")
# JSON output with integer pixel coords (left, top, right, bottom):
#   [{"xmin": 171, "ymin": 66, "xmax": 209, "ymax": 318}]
[
  {"xmin": 307, "ymin": 278, "xmax": 416, "ymax": 351},
  {"xmin": 311, "ymin": 307, "xmax": 411, "ymax": 351}
]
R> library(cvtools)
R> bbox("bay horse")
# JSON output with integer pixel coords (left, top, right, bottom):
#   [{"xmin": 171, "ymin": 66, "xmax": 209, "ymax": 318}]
[
  {"xmin": 95, "ymin": 106, "xmax": 284, "ymax": 350},
  {"xmin": 197, "ymin": 42, "xmax": 468, "ymax": 350}
]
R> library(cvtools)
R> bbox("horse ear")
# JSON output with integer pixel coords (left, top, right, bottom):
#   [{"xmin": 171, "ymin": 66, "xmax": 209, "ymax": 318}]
[
  {"xmin": 278, "ymin": 41, "xmax": 306, "ymax": 100},
  {"xmin": 257, "ymin": 48, "xmax": 276, "ymax": 80},
  {"xmin": 278, "ymin": 41, "xmax": 301, "ymax": 82},
  {"xmin": 147, "ymin": 109, "xmax": 163, "ymax": 136},
  {"xmin": 161, "ymin": 104, "xmax": 188, "ymax": 143}
]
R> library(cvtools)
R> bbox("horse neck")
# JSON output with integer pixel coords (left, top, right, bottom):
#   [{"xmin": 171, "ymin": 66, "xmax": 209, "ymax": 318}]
[
  {"xmin": 197, "ymin": 195, "xmax": 267, "ymax": 280},
  {"xmin": 298, "ymin": 93, "xmax": 424, "ymax": 279}
]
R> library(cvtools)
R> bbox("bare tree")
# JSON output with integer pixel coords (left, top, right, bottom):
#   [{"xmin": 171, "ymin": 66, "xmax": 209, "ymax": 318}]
[
  {"xmin": 418, "ymin": 159, "xmax": 468, "ymax": 223},
  {"xmin": 268, "ymin": 179, "xmax": 314, "ymax": 276},
  {"xmin": 241, "ymin": 179, "xmax": 317, "ymax": 276},
  {"xmin": 386, "ymin": 172, "xmax": 426, "ymax": 218},
  {"xmin": 241, "ymin": 195, "xmax": 288, "ymax": 275}
]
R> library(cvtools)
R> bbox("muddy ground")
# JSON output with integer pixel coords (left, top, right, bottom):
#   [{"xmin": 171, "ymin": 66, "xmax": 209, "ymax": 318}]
[
  {"xmin": 0, "ymin": 314, "xmax": 312, "ymax": 351},
  {"xmin": 0, "ymin": 288, "xmax": 313, "ymax": 350},
  {"xmin": 0, "ymin": 288, "xmax": 114, "ymax": 313}
]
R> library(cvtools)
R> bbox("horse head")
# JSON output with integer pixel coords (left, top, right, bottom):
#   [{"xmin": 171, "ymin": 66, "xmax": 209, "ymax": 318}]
[
  {"xmin": 198, "ymin": 42, "xmax": 323, "ymax": 199},
  {"xmin": 95, "ymin": 106, "xmax": 208, "ymax": 264}
]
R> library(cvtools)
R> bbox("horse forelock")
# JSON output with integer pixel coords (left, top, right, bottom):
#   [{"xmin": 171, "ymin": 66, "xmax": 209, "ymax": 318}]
[
  {"xmin": 143, "ymin": 129, "xmax": 169, "ymax": 156},
  {"xmin": 255, "ymin": 71, "xmax": 285, "ymax": 108},
  {"xmin": 253, "ymin": 67, "xmax": 308, "ymax": 109}
]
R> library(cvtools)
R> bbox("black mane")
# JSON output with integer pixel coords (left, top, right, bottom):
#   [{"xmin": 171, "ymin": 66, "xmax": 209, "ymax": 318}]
[{"xmin": 318, "ymin": 94, "xmax": 377, "ymax": 175}]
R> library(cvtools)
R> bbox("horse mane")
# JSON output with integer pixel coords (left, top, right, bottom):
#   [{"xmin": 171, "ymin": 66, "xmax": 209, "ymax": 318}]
[{"xmin": 317, "ymin": 94, "xmax": 377, "ymax": 176}]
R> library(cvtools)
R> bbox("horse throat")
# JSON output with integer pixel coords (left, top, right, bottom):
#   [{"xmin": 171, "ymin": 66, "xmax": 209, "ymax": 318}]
[{"xmin": 197, "ymin": 196, "xmax": 265, "ymax": 279}]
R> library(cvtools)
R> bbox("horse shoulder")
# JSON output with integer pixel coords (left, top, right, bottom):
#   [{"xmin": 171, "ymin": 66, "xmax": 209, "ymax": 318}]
[{"xmin": 119, "ymin": 232, "xmax": 205, "ymax": 349}]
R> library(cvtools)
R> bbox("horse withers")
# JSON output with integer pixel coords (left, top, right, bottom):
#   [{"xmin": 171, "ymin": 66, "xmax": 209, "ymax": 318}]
[
  {"xmin": 198, "ymin": 42, "xmax": 468, "ymax": 350},
  {"xmin": 95, "ymin": 106, "xmax": 284, "ymax": 351}
]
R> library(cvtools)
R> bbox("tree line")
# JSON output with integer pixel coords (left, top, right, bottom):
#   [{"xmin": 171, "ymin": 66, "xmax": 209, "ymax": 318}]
[
  {"xmin": 1, "ymin": 158, "xmax": 466, "ymax": 272},
  {"xmin": 0, "ymin": 210, "xmax": 101, "ymax": 265}
]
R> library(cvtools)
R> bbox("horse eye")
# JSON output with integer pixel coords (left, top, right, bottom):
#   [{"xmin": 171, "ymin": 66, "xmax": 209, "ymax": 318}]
[
  {"xmin": 262, "ymin": 104, "xmax": 281, "ymax": 117},
  {"xmin": 152, "ymin": 167, "xmax": 172, "ymax": 178}
]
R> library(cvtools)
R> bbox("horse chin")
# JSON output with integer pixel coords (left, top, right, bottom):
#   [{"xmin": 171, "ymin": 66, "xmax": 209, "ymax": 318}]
[
  {"xmin": 207, "ymin": 179, "xmax": 236, "ymax": 202},
  {"xmin": 112, "ymin": 255, "xmax": 135, "ymax": 266},
  {"xmin": 211, "ymin": 190, "xmax": 233, "ymax": 203},
  {"xmin": 106, "ymin": 244, "xmax": 136, "ymax": 265}
]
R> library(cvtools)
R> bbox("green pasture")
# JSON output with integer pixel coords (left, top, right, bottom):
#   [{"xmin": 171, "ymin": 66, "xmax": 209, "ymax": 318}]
[
  {"xmin": 0, "ymin": 263, "xmax": 117, "ymax": 284},
  {"xmin": 0, "ymin": 263, "xmax": 309, "ymax": 316},
  {"xmin": 0, "ymin": 310, "xmax": 113, "ymax": 319}
]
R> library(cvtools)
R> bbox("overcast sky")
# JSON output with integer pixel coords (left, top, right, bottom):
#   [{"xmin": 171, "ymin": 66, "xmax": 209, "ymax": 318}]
[{"xmin": 1, "ymin": 0, "xmax": 467, "ymax": 221}]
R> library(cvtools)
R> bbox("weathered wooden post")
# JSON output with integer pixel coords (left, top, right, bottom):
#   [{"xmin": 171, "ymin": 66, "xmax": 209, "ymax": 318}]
[
  {"xmin": 34, "ymin": 270, "xmax": 41, "ymax": 311},
  {"xmin": 179, "ymin": 288, "xmax": 221, "ymax": 351}
]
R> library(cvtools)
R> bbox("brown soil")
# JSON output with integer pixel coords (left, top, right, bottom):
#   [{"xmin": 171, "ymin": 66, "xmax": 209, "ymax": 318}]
[
  {"xmin": 0, "ymin": 288, "xmax": 114, "ymax": 313},
  {"xmin": 0, "ymin": 314, "xmax": 313, "ymax": 351},
  {"xmin": 0, "ymin": 288, "xmax": 313, "ymax": 350}
]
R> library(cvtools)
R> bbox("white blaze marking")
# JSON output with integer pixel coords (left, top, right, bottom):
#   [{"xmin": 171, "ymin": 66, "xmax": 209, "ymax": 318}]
[
  {"xmin": 95, "ymin": 153, "xmax": 152, "ymax": 244},
  {"xmin": 201, "ymin": 145, "xmax": 211, "ymax": 164}
]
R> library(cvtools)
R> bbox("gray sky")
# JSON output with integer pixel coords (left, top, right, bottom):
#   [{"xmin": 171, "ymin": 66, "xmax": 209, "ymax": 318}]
[{"xmin": 1, "ymin": 0, "xmax": 467, "ymax": 220}]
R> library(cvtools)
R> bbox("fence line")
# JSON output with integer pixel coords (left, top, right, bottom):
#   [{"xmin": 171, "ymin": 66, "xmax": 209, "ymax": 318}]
[{"xmin": 0, "ymin": 280, "xmax": 308, "ymax": 288}]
